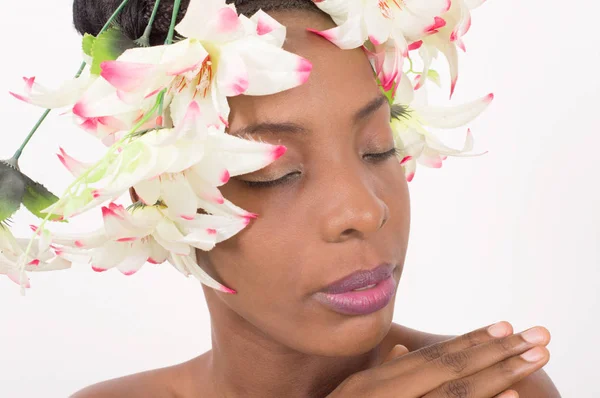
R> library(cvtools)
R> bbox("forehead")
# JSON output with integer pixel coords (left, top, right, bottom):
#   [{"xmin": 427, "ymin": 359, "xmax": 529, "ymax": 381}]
[{"xmin": 227, "ymin": 10, "xmax": 382, "ymax": 131}]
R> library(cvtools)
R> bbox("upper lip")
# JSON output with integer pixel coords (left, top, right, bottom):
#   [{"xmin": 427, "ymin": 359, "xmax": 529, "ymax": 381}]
[{"xmin": 319, "ymin": 263, "xmax": 396, "ymax": 294}]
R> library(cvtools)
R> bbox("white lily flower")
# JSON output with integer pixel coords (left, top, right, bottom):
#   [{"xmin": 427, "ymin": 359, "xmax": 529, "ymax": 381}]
[
  {"xmin": 94, "ymin": 0, "xmax": 311, "ymax": 130},
  {"xmin": 0, "ymin": 224, "xmax": 72, "ymax": 288},
  {"xmin": 391, "ymin": 73, "xmax": 493, "ymax": 181},
  {"xmin": 53, "ymin": 202, "xmax": 243, "ymax": 293},
  {"xmin": 310, "ymin": 0, "xmax": 450, "ymax": 92}
]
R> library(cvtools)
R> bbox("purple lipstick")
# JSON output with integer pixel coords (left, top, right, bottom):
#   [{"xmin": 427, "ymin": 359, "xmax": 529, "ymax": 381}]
[{"xmin": 314, "ymin": 263, "xmax": 397, "ymax": 316}]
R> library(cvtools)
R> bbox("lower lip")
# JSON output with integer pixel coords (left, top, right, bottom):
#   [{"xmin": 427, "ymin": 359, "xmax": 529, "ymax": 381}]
[{"xmin": 314, "ymin": 275, "xmax": 397, "ymax": 316}]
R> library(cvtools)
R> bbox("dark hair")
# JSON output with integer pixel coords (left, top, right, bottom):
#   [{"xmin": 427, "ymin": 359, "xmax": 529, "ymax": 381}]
[{"xmin": 73, "ymin": 0, "xmax": 322, "ymax": 45}]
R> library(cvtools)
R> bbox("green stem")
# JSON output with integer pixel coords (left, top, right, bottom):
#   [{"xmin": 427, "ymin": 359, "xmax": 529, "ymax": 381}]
[
  {"xmin": 11, "ymin": 109, "xmax": 51, "ymax": 163},
  {"xmin": 12, "ymin": 0, "xmax": 132, "ymax": 163},
  {"xmin": 98, "ymin": 0, "xmax": 132, "ymax": 34},
  {"xmin": 406, "ymin": 56, "xmax": 415, "ymax": 74},
  {"xmin": 165, "ymin": 0, "xmax": 182, "ymax": 45},
  {"xmin": 135, "ymin": 0, "xmax": 162, "ymax": 47},
  {"xmin": 74, "ymin": 61, "xmax": 87, "ymax": 78}
]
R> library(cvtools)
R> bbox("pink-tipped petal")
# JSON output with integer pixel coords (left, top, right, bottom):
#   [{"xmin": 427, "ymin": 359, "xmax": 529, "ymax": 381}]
[
  {"xmin": 450, "ymin": 77, "xmax": 457, "ymax": 99},
  {"xmin": 306, "ymin": 27, "xmax": 333, "ymax": 41},
  {"xmin": 425, "ymin": 17, "xmax": 447, "ymax": 34},
  {"xmin": 23, "ymin": 76, "xmax": 35, "ymax": 91},
  {"xmin": 444, "ymin": 0, "xmax": 452, "ymax": 12},
  {"xmin": 216, "ymin": 7, "xmax": 240, "ymax": 33},
  {"xmin": 272, "ymin": 145, "xmax": 287, "ymax": 160},
  {"xmin": 100, "ymin": 61, "xmax": 156, "ymax": 92},
  {"xmin": 297, "ymin": 58, "xmax": 313, "ymax": 84},
  {"xmin": 257, "ymin": 19, "xmax": 274, "ymax": 35},
  {"xmin": 57, "ymin": 147, "xmax": 92, "ymax": 177},
  {"xmin": 9, "ymin": 91, "xmax": 30, "ymax": 103},
  {"xmin": 369, "ymin": 35, "xmax": 383, "ymax": 46},
  {"xmin": 221, "ymin": 170, "xmax": 231, "ymax": 184},
  {"xmin": 122, "ymin": 270, "xmax": 137, "ymax": 276},
  {"xmin": 408, "ymin": 41, "xmax": 423, "ymax": 51},
  {"xmin": 220, "ymin": 285, "xmax": 237, "ymax": 294},
  {"xmin": 400, "ymin": 156, "xmax": 413, "ymax": 166}
]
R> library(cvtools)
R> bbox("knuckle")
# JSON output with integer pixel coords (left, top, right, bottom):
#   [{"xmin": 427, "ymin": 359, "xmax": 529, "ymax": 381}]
[
  {"xmin": 492, "ymin": 335, "xmax": 514, "ymax": 353},
  {"xmin": 460, "ymin": 331, "xmax": 481, "ymax": 347},
  {"xmin": 441, "ymin": 378, "xmax": 473, "ymax": 398},
  {"xmin": 438, "ymin": 351, "xmax": 469, "ymax": 374},
  {"xmin": 496, "ymin": 357, "xmax": 519, "ymax": 379},
  {"xmin": 419, "ymin": 342, "xmax": 448, "ymax": 362}
]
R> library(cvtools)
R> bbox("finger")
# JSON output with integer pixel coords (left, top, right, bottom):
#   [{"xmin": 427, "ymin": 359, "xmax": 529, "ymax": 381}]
[
  {"xmin": 423, "ymin": 346, "xmax": 549, "ymax": 398},
  {"xmin": 379, "ymin": 321, "xmax": 514, "ymax": 373},
  {"xmin": 493, "ymin": 390, "xmax": 519, "ymax": 398},
  {"xmin": 392, "ymin": 326, "xmax": 550, "ymax": 397},
  {"xmin": 383, "ymin": 344, "xmax": 409, "ymax": 364}
]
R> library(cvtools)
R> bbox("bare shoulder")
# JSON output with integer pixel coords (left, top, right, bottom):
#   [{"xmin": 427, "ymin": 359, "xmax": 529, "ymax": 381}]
[
  {"xmin": 389, "ymin": 322, "xmax": 561, "ymax": 397},
  {"xmin": 69, "ymin": 353, "xmax": 209, "ymax": 398},
  {"xmin": 69, "ymin": 366, "xmax": 178, "ymax": 398}
]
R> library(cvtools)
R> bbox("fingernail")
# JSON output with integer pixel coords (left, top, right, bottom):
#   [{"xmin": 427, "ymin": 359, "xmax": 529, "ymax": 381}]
[
  {"xmin": 520, "ymin": 347, "xmax": 545, "ymax": 362},
  {"xmin": 497, "ymin": 390, "xmax": 518, "ymax": 398},
  {"xmin": 488, "ymin": 322, "xmax": 510, "ymax": 338},
  {"xmin": 521, "ymin": 327, "xmax": 545, "ymax": 344}
]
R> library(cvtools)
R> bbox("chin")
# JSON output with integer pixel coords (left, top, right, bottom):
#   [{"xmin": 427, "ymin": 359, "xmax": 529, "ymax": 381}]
[{"xmin": 297, "ymin": 303, "xmax": 397, "ymax": 357}]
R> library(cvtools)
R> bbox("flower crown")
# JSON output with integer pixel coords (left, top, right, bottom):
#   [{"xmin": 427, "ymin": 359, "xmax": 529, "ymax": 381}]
[{"xmin": 0, "ymin": 0, "xmax": 493, "ymax": 294}]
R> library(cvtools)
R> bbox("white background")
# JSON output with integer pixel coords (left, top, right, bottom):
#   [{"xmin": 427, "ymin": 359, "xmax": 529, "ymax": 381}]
[{"xmin": 1, "ymin": 0, "xmax": 598, "ymax": 397}]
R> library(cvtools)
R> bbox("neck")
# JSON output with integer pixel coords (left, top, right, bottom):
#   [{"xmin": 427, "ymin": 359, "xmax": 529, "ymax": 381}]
[{"xmin": 198, "ymin": 289, "xmax": 388, "ymax": 398}]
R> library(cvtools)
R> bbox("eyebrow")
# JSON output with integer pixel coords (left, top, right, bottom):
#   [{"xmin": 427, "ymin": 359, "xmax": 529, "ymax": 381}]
[
  {"xmin": 228, "ymin": 94, "xmax": 389, "ymax": 137},
  {"xmin": 353, "ymin": 94, "xmax": 389, "ymax": 123}
]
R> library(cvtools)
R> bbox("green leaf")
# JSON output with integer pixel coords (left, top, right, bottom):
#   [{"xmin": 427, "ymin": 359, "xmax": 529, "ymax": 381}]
[
  {"xmin": 82, "ymin": 33, "xmax": 96, "ymax": 57},
  {"xmin": 0, "ymin": 161, "xmax": 26, "ymax": 222},
  {"xmin": 21, "ymin": 176, "xmax": 63, "ymax": 222},
  {"xmin": 426, "ymin": 69, "xmax": 442, "ymax": 87},
  {"xmin": 90, "ymin": 27, "xmax": 138, "ymax": 75}
]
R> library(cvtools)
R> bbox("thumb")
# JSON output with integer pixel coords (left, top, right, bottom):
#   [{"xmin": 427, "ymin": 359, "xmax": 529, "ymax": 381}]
[{"xmin": 383, "ymin": 344, "xmax": 410, "ymax": 364}]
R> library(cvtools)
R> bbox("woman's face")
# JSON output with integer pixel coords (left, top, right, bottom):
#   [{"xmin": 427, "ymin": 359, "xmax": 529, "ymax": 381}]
[{"xmin": 196, "ymin": 10, "xmax": 410, "ymax": 356}]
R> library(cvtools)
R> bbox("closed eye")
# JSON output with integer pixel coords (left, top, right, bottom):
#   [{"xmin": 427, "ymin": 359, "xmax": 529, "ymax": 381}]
[
  {"xmin": 364, "ymin": 147, "xmax": 402, "ymax": 162},
  {"xmin": 239, "ymin": 171, "xmax": 301, "ymax": 188}
]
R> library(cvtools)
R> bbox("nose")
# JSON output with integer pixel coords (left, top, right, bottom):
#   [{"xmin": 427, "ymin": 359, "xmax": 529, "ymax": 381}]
[{"xmin": 319, "ymin": 166, "xmax": 390, "ymax": 243}]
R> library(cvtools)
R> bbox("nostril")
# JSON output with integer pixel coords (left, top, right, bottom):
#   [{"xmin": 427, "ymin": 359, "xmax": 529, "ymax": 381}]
[
  {"xmin": 341, "ymin": 228, "xmax": 356, "ymax": 237},
  {"xmin": 380, "ymin": 215, "xmax": 388, "ymax": 229}
]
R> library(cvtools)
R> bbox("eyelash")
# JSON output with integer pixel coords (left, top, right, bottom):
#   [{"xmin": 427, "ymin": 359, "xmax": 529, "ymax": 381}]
[{"xmin": 240, "ymin": 147, "xmax": 401, "ymax": 189}]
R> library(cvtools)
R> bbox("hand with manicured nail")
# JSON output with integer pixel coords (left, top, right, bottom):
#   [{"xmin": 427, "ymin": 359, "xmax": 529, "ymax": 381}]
[{"xmin": 326, "ymin": 321, "xmax": 551, "ymax": 398}]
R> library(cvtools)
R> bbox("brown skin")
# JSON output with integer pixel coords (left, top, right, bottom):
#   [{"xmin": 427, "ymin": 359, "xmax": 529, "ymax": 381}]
[{"xmin": 71, "ymin": 10, "xmax": 560, "ymax": 398}]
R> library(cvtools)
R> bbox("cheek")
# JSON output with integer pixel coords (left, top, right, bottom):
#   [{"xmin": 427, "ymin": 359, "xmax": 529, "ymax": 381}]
[{"xmin": 202, "ymin": 208, "xmax": 305, "ymax": 296}]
